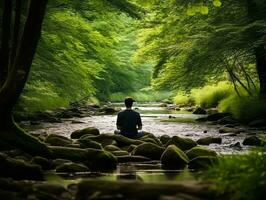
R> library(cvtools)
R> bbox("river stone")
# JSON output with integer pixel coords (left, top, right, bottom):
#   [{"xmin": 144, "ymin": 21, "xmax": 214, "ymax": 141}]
[
  {"xmin": 166, "ymin": 136, "xmax": 197, "ymax": 151},
  {"xmin": 186, "ymin": 147, "xmax": 217, "ymax": 160},
  {"xmin": 104, "ymin": 145, "xmax": 121, "ymax": 152},
  {"xmin": 126, "ymin": 144, "xmax": 137, "ymax": 153},
  {"xmin": 242, "ymin": 136, "xmax": 264, "ymax": 146},
  {"xmin": 71, "ymin": 127, "xmax": 100, "ymax": 139},
  {"xmin": 56, "ymin": 163, "xmax": 89, "ymax": 173},
  {"xmin": 0, "ymin": 153, "xmax": 43, "ymax": 180},
  {"xmin": 78, "ymin": 139, "xmax": 102, "ymax": 149},
  {"xmin": 206, "ymin": 113, "xmax": 232, "ymax": 121},
  {"xmin": 188, "ymin": 156, "xmax": 218, "ymax": 170},
  {"xmin": 197, "ymin": 137, "xmax": 222, "ymax": 145},
  {"xmin": 52, "ymin": 158, "xmax": 73, "ymax": 168},
  {"xmin": 161, "ymin": 145, "xmax": 189, "ymax": 169},
  {"xmin": 132, "ymin": 142, "xmax": 165, "ymax": 160},
  {"xmin": 218, "ymin": 127, "xmax": 240, "ymax": 134},
  {"xmin": 193, "ymin": 107, "xmax": 207, "ymax": 114},
  {"xmin": 31, "ymin": 156, "xmax": 52, "ymax": 170},
  {"xmin": 33, "ymin": 183, "xmax": 71, "ymax": 200},
  {"xmin": 45, "ymin": 134, "xmax": 73, "ymax": 146},
  {"xmin": 81, "ymin": 134, "xmax": 117, "ymax": 147},
  {"xmin": 110, "ymin": 150, "xmax": 129, "ymax": 157},
  {"xmin": 160, "ymin": 135, "xmax": 171, "ymax": 145},
  {"xmin": 116, "ymin": 155, "xmax": 151, "ymax": 163}
]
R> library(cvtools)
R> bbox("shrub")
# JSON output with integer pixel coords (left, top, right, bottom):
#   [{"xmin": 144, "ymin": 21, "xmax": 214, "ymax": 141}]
[{"xmin": 172, "ymin": 93, "xmax": 194, "ymax": 105}]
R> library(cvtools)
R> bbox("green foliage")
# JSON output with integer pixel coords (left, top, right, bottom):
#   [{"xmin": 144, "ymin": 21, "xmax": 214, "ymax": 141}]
[
  {"xmin": 219, "ymin": 95, "xmax": 266, "ymax": 122},
  {"xmin": 191, "ymin": 81, "xmax": 234, "ymax": 108},
  {"xmin": 204, "ymin": 148, "xmax": 266, "ymax": 200},
  {"xmin": 173, "ymin": 93, "xmax": 194, "ymax": 105}
]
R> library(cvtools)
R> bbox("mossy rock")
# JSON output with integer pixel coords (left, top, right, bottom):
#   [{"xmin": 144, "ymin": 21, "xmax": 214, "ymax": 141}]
[
  {"xmin": 31, "ymin": 156, "xmax": 52, "ymax": 170},
  {"xmin": 111, "ymin": 135, "xmax": 143, "ymax": 147},
  {"xmin": 71, "ymin": 127, "xmax": 100, "ymax": 139},
  {"xmin": 197, "ymin": 137, "xmax": 222, "ymax": 145},
  {"xmin": 56, "ymin": 162, "xmax": 89, "ymax": 173},
  {"xmin": 45, "ymin": 134, "xmax": 73, "ymax": 146},
  {"xmin": 117, "ymin": 155, "xmax": 151, "ymax": 163},
  {"xmin": 126, "ymin": 144, "xmax": 137, "ymax": 153},
  {"xmin": 186, "ymin": 146, "xmax": 217, "ymax": 160},
  {"xmin": 242, "ymin": 136, "xmax": 264, "ymax": 146},
  {"xmin": 132, "ymin": 142, "xmax": 165, "ymax": 160},
  {"xmin": 160, "ymin": 135, "xmax": 171, "ymax": 145},
  {"xmin": 78, "ymin": 139, "xmax": 102, "ymax": 149},
  {"xmin": 218, "ymin": 127, "xmax": 240, "ymax": 134},
  {"xmin": 110, "ymin": 150, "xmax": 129, "ymax": 157},
  {"xmin": 160, "ymin": 145, "xmax": 189, "ymax": 169},
  {"xmin": 166, "ymin": 136, "xmax": 197, "ymax": 151},
  {"xmin": 188, "ymin": 156, "xmax": 218, "ymax": 170},
  {"xmin": 52, "ymin": 158, "xmax": 72, "ymax": 168},
  {"xmin": 80, "ymin": 134, "xmax": 117, "ymax": 147},
  {"xmin": 104, "ymin": 145, "xmax": 121, "ymax": 152},
  {"xmin": 0, "ymin": 153, "xmax": 43, "ymax": 180}
]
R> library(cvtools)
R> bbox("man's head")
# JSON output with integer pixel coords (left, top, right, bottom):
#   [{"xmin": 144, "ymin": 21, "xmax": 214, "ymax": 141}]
[{"xmin": 124, "ymin": 97, "xmax": 135, "ymax": 108}]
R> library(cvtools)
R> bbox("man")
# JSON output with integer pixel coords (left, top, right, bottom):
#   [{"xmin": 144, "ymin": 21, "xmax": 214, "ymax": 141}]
[{"xmin": 115, "ymin": 97, "xmax": 144, "ymax": 138}]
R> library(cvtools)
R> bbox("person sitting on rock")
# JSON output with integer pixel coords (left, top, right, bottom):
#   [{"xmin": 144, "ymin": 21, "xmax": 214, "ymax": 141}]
[{"xmin": 115, "ymin": 97, "xmax": 144, "ymax": 138}]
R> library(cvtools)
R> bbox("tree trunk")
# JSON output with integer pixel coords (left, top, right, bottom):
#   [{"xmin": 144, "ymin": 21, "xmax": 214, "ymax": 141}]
[
  {"xmin": 0, "ymin": 0, "xmax": 51, "ymax": 157},
  {"xmin": 255, "ymin": 45, "xmax": 266, "ymax": 98}
]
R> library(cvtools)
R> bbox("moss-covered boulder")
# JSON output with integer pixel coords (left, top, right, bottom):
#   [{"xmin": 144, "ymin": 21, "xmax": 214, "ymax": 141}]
[
  {"xmin": 218, "ymin": 127, "xmax": 240, "ymax": 134},
  {"xmin": 71, "ymin": 127, "xmax": 100, "ymax": 139},
  {"xmin": 166, "ymin": 136, "xmax": 197, "ymax": 151},
  {"xmin": 31, "ymin": 156, "xmax": 52, "ymax": 170},
  {"xmin": 242, "ymin": 136, "xmax": 264, "ymax": 146},
  {"xmin": 160, "ymin": 145, "xmax": 189, "ymax": 169},
  {"xmin": 112, "ymin": 135, "xmax": 143, "ymax": 147},
  {"xmin": 104, "ymin": 145, "xmax": 121, "ymax": 152},
  {"xmin": 81, "ymin": 134, "xmax": 117, "ymax": 147},
  {"xmin": 197, "ymin": 137, "xmax": 222, "ymax": 145},
  {"xmin": 77, "ymin": 139, "xmax": 102, "ymax": 149},
  {"xmin": 132, "ymin": 142, "xmax": 165, "ymax": 160},
  {"xmin": 116, "ymin": 155, "xmax": 151, "ymax": 163},
  {"xmin": 126, "ymin": 144, "xmax": 137, "ymax": 153},
  {"xmin": 45, "ymin": 134, "xmax": 73, "ymax": 146},
  {"xmin": 110, "ymin": 150, "xmax": 129, "ymax": 157},
  {"xmin": 160, "ymin": 135, "xmax": 171, "ymax": 145},
  {"xmin": 193, "ymin": 107, "xmax": 207, "ymax": 114},
  {"xmin": 186, "ymin": 146, "xmax": 217, "ymax": 160},
  {"xmin": 56, "ymin": 163, "xmax": 89, "ymax": 173},
  {"xmin": 188, "ymin": 156, "xmax": 218, "ymax": 170},
  {"xmin": 52, "ymin": 158, "xmax": 72, "ymax": 168},
  {"xmin": 0, "ymin": 153, "xmax": 43, "ymax": 180}
]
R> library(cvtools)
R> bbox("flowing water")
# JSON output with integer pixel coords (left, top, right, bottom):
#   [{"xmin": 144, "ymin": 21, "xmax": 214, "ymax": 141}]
[{"xmin": 27, "ymin": 102, "xmax": 252, "ymax": 182}]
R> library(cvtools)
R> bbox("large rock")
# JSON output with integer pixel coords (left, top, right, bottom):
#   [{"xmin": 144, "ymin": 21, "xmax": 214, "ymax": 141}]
[
  {"xmin": 45, "ymin": 134, "xmax": 73, "ymax": 146},
  {"xmin": 31, "ymin": 156, "xmax": 52, "ymax": 170},
  {"xmin": 160, "ymin": 145, "xmax": 189, "ymax": 169},
  {"xmin": 242, "ymin": 136, "xmax": 264, "ymax": 146},
  {"xmin": 160, "ymin": 135, "xmax": 171, "ymax": 145},
  {"xmin": 186, "ymin": 147, "xmax": 217, "ymax": 160},
  {"xmin": 77, "ymin": 139, "xmax": 102, "ymax": 149},
  {"xmin": 206, "ymin": 113, "xmax": 231, "ymax": 121},
  {"xmin": 248, "ymin": 119, "xmax": 266, "ymax": 127},
  {"xmin": 33, "ymin": 183, "xmax": 71, "ymax": 200},
  {"xmin": 116, "ymin": 155, "xmax": 151, "ymax": 163},
  {"xmin": 218, "ymin": 127, "xmax": 240, "ymax": 134},
  {"xmin": 104, "ymin": 145, "xmax": 121, "ymax": 152},
  {"xmin": 0, "ymin": 153, "xmax": 43, "ymax": 180},
  {"xmin": 56, "ymin": 163, "xmax": 89, "ymax": 173},
  {"xmin": 81, "ymin": 134, "xmax": 117, "ymax": 147},
  {"xmin": 71, "ymin": 127, "xmax": 100, "ymax": 139},
  {"xmin": 110, "ymin": 150, "xmax": 129, "ymax": 157},
  {"xmin": 193, "ymin": 107, "xmax": 207, "ymax": 115},
  {"xmin": 132, "ymin": 142, "xmax": 165, "ymax": 160},
  {"xmin": 188, "ymin": 156, "xmax": 218, "ymax": 170},
  {"xmin": 165, "ymin": 136, "xmax": 197, "ymax": 151},
  {"xmin": 197, "ymin": 137, "xmax": 222, "ymax": 145}
]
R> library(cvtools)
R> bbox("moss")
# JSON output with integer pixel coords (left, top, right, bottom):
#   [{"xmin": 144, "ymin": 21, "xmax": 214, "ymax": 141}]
[
  {"xmin": 166, "ymin": 136, "xmax": 197, "ymax": 151},
  {"xmin": 132, "ymin": 142, "xmax": 165, "ymax": 160},
  {"xmin": 186, "ymin": 146, "xmax": 217, "ymax": 160}
]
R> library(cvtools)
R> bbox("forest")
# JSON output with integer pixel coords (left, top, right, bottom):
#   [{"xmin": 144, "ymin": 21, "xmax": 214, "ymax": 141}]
[{"xmin": 0, "ymin": 0, "xmax": 266, "ymax": 200}]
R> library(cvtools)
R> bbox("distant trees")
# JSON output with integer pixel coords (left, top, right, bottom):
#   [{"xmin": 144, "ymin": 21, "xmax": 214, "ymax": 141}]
[{"xmin": 0, "ymin": 0, "xmax": 50, "ymax": 155}]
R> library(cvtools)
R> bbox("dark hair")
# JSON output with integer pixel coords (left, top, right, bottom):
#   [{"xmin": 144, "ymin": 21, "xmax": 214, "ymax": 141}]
[{"xmin": 124, "ymin": 97, "xmax": 135, "ymax": 108}]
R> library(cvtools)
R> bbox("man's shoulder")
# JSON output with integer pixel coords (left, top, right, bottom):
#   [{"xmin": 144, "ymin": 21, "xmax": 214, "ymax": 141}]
[{"xmin": 119, "ymin": 109, "xmax": 139, "ymax": 115}]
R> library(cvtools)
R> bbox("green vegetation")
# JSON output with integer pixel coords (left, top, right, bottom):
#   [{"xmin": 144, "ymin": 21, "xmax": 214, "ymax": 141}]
[{"xmin": 204, "ymin": 148, "xmax": 266, "ymax": 200}]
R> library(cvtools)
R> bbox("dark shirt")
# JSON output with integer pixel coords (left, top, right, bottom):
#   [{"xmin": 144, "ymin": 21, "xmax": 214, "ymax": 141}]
[{"xmin": 116, "ymin": 109, "xmax": 142, "ymax": 136}]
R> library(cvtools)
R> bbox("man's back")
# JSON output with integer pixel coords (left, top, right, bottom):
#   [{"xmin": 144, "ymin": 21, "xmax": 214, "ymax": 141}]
[{"xmin": 116, "ymin": 109, "xmax": 142, "ymax": 136}]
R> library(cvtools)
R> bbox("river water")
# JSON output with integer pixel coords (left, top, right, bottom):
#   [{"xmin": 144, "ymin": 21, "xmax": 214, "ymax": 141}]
[{"xmin": 29, "ymin": 102, "xmax": 250, "ymax": 154}]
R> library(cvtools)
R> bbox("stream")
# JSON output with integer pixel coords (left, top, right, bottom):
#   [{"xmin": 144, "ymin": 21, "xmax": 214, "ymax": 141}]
[{"xmin": 26, "ymin": 102, "xmax": 252, "ymax": 182}]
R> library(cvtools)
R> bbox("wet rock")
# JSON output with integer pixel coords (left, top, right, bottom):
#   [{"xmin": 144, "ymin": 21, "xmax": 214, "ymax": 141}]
[
  {"xmin": 217, "ymin": 116, "xmax": 238, "ymax": 125},
  {"xmin": 126, "ymin": 144, "xmax": 137, "ymax": 153},
  {"xmin": 104, "ymin": 145, "xmax": 121, "ymax": 152},
  {"xmin": 166, "ymin": 136, "xmax": 197, "ymax": 151},
  {"xmin": 101, "ymin": 106, "xmax": 117, "ymax": 114},
  {"xmin": 78, "ymin": 139, "xmax": 102, "ymax": 149},
  {"xmin": 188, "ymin": 156, "xmax": 218, "ymax": 170},
  {"xmin": 242, "ymin": 136, "xmax": 264, "ymax": 146},
  {"xmin": 81, "ymin": 134, "xmax": 117, "ymax": 147},
  {"xmin": 45, "ymin": 134, "xmax": 73, "ymax": 146},
  {"xmin": 193, "ymin": 107, "xmax": 207, "ymax": 115},
  {"xmin": 112, "ymin": 134, "xmax": 143, "ymax": 147},
  {"xmin": 197, "ymin": 137, "xmax": 222, "ymax": 145},
  {"xmin": 71, "ymin": 127, "xmax": 100, "ymax": 139},
  {"xmin": 203, "ymin": 130, "xmax": 208, "ymax": 133},
  {"xmin": 31, "ymin": 156, "xmax": 52, "ymax": 170},
  {"xmin": 229, "ymin": 142, "xmax": 242, "ymax": 150},
  {"xmin": 52, "ymin": 158, "xmax": 72, "ymax": 168},
  {"xmin": 56, "ymin": 163, "xmax": 89, "ymax": 173},
  {"xmin": 218, "ymin": 127, "xmax": 240, "ymax": 134},
  {"xmin": 0, "ymin": 153, "xmax": 43, "ymax": 180},
  {"xmin": 116, "ymin": 155, "xmax": 151, "ymax": 163},
  {"xmin": 186, "ymin": 147, "xmax": 217, "ymax": 160},
  {"xmin": 248, "ymin": 119, "xmax": 266, "ymax": 127},
  {"xmin": 71, "ymin": 120, "xmax": 84, "ymax": 124},
  {"xmin": 34, "ymin": 183, "xmax": 71, "ymax": 200},
  {"xmin": 206, "ymin": 108, "xmax": 219, "ymax": 115},
  {"xmin": 206, "ymin": 113, "xmax": 231, "ymax": 121},
  {"xmin": 111, "ymin": 150, "xmax": 129, "ymax": 157},
  {"xmin": 132, "ymin": 142, "xmax": 165, "ymax": 160},
  {"xmin": 161, "ymin": 145, "xmax": 189, "ymax": 169},
  {"xmin": 160, "ymin": 135, "xmax": 171, "ymax": 145}
]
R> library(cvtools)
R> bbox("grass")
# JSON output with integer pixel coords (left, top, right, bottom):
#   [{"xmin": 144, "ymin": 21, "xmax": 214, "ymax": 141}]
[
  {"xmin": 203, "ymin": 148, "xmax": 266, "ymax": 200},
  {"xmin": 160, "ymin": 118, "xmax": 197, "ymax": 123}
]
